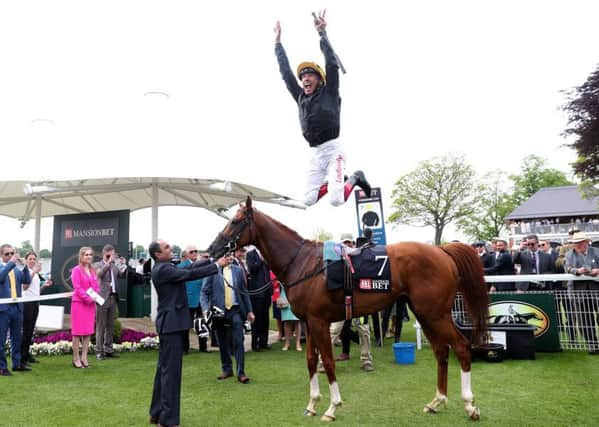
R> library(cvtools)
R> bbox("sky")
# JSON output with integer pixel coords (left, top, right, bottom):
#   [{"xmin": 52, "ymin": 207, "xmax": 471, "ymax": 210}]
[{"xmin": 0, "ymin": 0, "xmax": 598, "ymax": 252}]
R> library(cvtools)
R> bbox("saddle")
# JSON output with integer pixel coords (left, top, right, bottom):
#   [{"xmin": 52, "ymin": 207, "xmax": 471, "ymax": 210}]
[{"xmin": 325, "ymin": 244, "xmax": 392, "ymax": 319}]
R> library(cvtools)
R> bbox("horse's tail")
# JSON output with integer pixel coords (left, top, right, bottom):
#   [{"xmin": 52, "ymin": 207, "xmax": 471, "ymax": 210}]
[{"xmin": 442, "ymin": 242, "xmax": 489, "ymax": 345}]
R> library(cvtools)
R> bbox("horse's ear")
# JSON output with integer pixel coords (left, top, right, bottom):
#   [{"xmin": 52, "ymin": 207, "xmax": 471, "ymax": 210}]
[{"xmin": 246, "ymin": 196, "xmax": 253, "ymax": 211}]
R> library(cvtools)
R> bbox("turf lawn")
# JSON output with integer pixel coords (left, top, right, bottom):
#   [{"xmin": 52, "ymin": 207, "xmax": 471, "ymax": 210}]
[{"xmin": 2, "ymin": 325, "xmax": 598, "ymax": 427}]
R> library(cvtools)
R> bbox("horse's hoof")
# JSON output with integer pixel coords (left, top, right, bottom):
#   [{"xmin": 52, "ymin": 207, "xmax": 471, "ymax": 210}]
[
  {"xmin": 320, "ymin": 414, "xmax": 336, "ymax": 422},
  {"xmin": 469, "ymin": 407, "xmax": 480, "ymax": 421},
  {"xmin": 424, "ymin": 405, "xmax": 438, "ymax": 414},
  {"xmin": 304, "ymin": 409, "xmax": 317, "ymax": 417}
]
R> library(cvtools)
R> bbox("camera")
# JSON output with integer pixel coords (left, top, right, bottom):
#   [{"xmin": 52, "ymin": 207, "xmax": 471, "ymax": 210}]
[
  {"xmin": 243, "ymin": 321, "xmax": 252, "ymax": 334},
  {"xmin": 211, "ymin": 305, "xmax": 225, "ymax": 318},
  {"xmin": 225, "ymin": 240, "xmax": 237, "ymax": 252},
  {"xmin": 194, "ymin": 317, "xmax": 210, "ymax": 339}
]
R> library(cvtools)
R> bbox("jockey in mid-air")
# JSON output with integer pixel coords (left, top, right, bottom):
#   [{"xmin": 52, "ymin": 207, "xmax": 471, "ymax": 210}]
[{"xmin": 274, "ymin": 10, "xmax": 371, "ymax": 207}]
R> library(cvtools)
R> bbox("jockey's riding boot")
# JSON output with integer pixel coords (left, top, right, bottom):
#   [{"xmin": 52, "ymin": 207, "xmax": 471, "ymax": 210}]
[{"xmin": 344, "ymin": 170, "xmax": 372, "ymax": 200}]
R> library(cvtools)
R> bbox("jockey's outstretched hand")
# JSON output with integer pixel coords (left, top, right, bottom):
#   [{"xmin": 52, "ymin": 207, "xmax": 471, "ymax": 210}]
[
  {"xmin": 274, "ymin": 20, "xmax": 282, "ymax": 43},
  {"xmin": 313, "ymin": 9, "xmax": 327, "ymax": 33}
]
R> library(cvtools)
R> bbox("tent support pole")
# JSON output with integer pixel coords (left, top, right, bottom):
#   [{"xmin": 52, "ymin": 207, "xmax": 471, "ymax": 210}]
[
  {"xmin": 151, "ymin": 180, "xmax": 159, "ymax": 321},
  {"xmin": 34, "ymin": 197, "xmax": 42, "ymax": 253}
]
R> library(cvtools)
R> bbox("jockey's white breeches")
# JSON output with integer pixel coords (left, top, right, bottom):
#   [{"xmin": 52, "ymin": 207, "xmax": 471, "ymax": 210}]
[{"xmin": 305, "ymin": 139, "xmax": 346, "ymax": 206}]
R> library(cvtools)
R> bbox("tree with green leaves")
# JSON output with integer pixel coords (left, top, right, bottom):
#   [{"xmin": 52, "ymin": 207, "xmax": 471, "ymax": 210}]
[
  {"xmin": 388, "ymin": 153, "xmax": 476, "ymax": 245},
  {"xmin": 133, "ymin": 244, "xmax": 145, "ymax": 259},
  {"xmin": 312, "ymin": 228, "xmax": 333, "ymax": 242},
  {"xmin": 18, "ymin": 240, "xmax": 33, "ymax": 257},
  {"xmin": 457, "ymin": 171, "xmax": 516, "ymax": 241},
  {"xmin": 509, "ymin": 154, "xmax": 572, "ymax": 205},
  {"xmin": 39, "ymin": 249, "xmax": 52, "ymax": 258},
  {"xmin": 562, "ymin": 63, "xmax": 599, "ymax": 187}
]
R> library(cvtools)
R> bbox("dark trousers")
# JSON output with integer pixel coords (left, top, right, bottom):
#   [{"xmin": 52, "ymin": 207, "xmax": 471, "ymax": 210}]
[
  {"xmin": 341, "ymin": 319, "xmax": 360, "ymax": 354},
  {"xmin": 95, "ymin": 294, "xmax": 117, "ymax": 355},
  {"xmin": 250, "ymin": 296, "xmax": 270, "ymax": 349},
  {"xmin": 382, "ymin": 298, "xmax": 407, "ymax": 343},
  {"xmin": 21, "ymin": 301, "xmax": 39, "ymax": 363},
  {"xmin": 183, "ymin": 306, "xmax": 207, "ymax": 352},
  {"xmin": 0, "ymin": 305, "xmax": 23, "ymax": 370},
  {"xmin": 149, "ymin": 330, "xmax": 185, "ymax": 427},
  {"xmin": 214, "ymin": 306, "xmax": 246, "ymax": 378}
]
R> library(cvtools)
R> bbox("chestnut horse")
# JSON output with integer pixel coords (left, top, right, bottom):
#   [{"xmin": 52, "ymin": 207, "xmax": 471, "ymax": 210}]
[{"xmin": 208, "ymin": 197, "xmax": 489, "ymax": 421}]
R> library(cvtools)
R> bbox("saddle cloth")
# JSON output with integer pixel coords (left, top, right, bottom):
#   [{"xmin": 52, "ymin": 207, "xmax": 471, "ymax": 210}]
[{"xmin": 326, "ymin": 245, "xmax": 392, "ymax": 293}]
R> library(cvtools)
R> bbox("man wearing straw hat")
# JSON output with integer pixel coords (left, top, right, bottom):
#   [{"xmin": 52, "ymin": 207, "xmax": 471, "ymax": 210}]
[{"xmin": 564, "ymin": 231, "xmax": 599, "ymax": 354}]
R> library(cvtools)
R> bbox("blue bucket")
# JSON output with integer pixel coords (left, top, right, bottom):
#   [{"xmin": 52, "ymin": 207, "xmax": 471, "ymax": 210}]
[{"xmin": 392, "ymin": 342, "xmax": 416, "ymax": 364}]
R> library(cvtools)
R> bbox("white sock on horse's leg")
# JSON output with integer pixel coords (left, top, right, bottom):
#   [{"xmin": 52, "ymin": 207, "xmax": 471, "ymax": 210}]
[
  {"xmin": 305, "ymin": 374, "xmax": 321, "ymax": 416},
  {"xmin": 424, "ymin": 389, "xmax": 448, "ymax": 413},
  {"xmin": 461, "ymin": 370, "xmax": 479, "ymax": 419},
  {"xmin": 322, "ymin": 381, "xmax": 342, "ymax": 420}
]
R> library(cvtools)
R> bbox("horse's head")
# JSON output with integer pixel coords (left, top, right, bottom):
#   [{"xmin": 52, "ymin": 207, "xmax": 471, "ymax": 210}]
[{"xmin": 208, "ymin": 196, "xmax": 255, "ymax": 259}]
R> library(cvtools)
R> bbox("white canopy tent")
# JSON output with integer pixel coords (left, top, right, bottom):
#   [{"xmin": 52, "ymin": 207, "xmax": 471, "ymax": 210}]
[{"xmin": 0, "ymin": 177, "xmax": 304, "ymax": 318}]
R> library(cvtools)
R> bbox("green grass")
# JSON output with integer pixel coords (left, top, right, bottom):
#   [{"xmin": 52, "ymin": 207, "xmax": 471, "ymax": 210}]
[{"xmin": 3, "ymin": 325, "xmax": 599, "ymax": 426}]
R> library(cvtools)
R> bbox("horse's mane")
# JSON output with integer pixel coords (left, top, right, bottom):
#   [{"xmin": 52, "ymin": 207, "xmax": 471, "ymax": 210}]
[{"xmin": 254, "ymin": 207, "xmax": 321, "ymax": 249}]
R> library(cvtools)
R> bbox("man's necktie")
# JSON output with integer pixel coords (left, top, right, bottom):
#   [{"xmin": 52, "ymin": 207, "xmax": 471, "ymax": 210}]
[
  {"xmin": 531, "ymin": 252, "xmax": 537, "ymax": 274},
  {"xmin": 223, "ymin": 266, "xmax": 233, "ymax": 310},
  {"xmin": 9, "ymin": 270, "xmax": 17, "ymax": 299}
]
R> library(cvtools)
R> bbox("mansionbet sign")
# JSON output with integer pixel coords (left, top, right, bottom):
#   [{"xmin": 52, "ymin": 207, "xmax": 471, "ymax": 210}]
[{"xmin": 60, "ymin": 217, "xmax": 119, "ymax": 247}]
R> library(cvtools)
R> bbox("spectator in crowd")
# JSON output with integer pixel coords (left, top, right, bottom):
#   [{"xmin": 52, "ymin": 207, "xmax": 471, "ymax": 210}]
[
  {"xmin": 270, "ymin": 271, "xmax": 284, "ymax": 341},
  {"xmin": 484, "ymin": 238, "xmax": 515, "ymax": 292},
  {"xmin": 0, "ymin": 244, "xmax": 32, "ymax": 375},
  {"xmin": 178, "ymin": 245, "xmax": 208, "ymax": 353},
  {"xmin": 21, "ymin": 251, "xmax": 53, "ymax": 365},
  {"xmin": 555, "ymin": 229, "xmax": 579, "ymax": 342},
  {"xmin": 539, "ymin": 240, "xmax": 551, "ymax": 254},
  {"xmin": 70, "ymin": 246, "xmax": 99, "ymax": 369},
  {"xmin": 381, "ymin": 297, "xmax": 409, "ymax": 342},
  {"xmin": 179, "ymin": 250, "xmax": 188, "ymax": 265},
  {"xmin": 324, "ymin": 233, "xmax": 373, "ymax": 371},
  {"xmin": 473, "ymin": 240, "xmax": 495, "ymax": 269},
  {"xmin": 513, "ymin": 234, "xmax": 555, "ymax": 291},
  {"xmin": 94, "ymin": 244, "xmax": 127, "ymax": 360},
  {"xmin": 201, "ymin": 257, "xmax": 255, "ymax": 384},
  {"xmin": 246, "ymin": 247, "xmax": 272, "ymax": 351},
  {"xmin": 278, "ymin": 286, "xmax": 302, "ymax": 352},
  {"xmin": 136, "ymin": 258, "xmax": 146, "ymax": 274},
  {"xmin": 330, "ymin": 317, "xmax": 374, "ymax": 372},
  {"xmin": 564, "ymin": 232, "xmax": 599, "ymax": 354},
  {"xmin": 148, "ymin": 239, "xmax": 227, "ymax": 427}
]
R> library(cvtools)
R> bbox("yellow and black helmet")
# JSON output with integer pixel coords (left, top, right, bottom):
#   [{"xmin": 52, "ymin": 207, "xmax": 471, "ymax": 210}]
[{"xmin": 296, "ymin": 61, "xmax": 326, "ymax": 85}]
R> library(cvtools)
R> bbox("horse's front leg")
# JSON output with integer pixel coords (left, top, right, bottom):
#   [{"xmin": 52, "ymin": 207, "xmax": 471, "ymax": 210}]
[
  {"xmin": 304, "ymin": 328, "xmax": 322, "ymax": 416},
  {"xmin": 310, "ymin": 319, "xmax": 342, "ymax": 422}
]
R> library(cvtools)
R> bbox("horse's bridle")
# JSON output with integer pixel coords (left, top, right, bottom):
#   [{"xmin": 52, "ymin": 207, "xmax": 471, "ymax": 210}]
[
  {"xmin": 216, "ymin": 210, "xmax": 255, "ymax": 254},
  {"xmin": 216, "ymin": 209, "xmax": 331, "ymax": 291}
]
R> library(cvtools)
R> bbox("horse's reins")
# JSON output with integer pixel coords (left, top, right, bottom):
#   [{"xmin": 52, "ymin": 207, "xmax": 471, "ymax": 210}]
[{"xmin": 216, "ymin": 210, "xmax": 334, "ymax": 295}]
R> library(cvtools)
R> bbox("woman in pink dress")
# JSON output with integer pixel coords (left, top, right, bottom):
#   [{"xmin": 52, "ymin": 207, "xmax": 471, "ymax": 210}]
[{"xmin": 70, "ymin": 246, "xmax": 99, "ymax": 368}]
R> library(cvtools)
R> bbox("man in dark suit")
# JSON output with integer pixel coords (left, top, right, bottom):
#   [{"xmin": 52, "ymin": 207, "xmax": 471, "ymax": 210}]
[
  {"xmin": 0, "ymin": 244, "xmax": 32, "ymax": 376},
  {"xmin": 201, "ymin": 261, "xmax": 255, "ymax": 384},
  {"xmin": 473, "ymin": 241, "xmax": 495, "ymax": 269},
  {"xmin": 148, "ymin": 239, "xmax": 230, "ymax": 427},
  {"xmin": 246, "ymin": 247, "xmax": 272, "ymax": 351},
  {"xmin": 513, "ymin": 234, "xmax": 556, "ymax": 291},
  {"xmin": 484, "ymin": 238, "xmax": 515, "ymax": 292},
  {"xmin": 94, "ymin": 244, "xmax": 127, "ymax": 360}
]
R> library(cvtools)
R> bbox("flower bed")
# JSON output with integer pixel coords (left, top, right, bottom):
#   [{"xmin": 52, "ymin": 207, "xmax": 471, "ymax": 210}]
[{"xmin": 23, "ymin": 329, "xmax": 160, "ymax": 356}]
